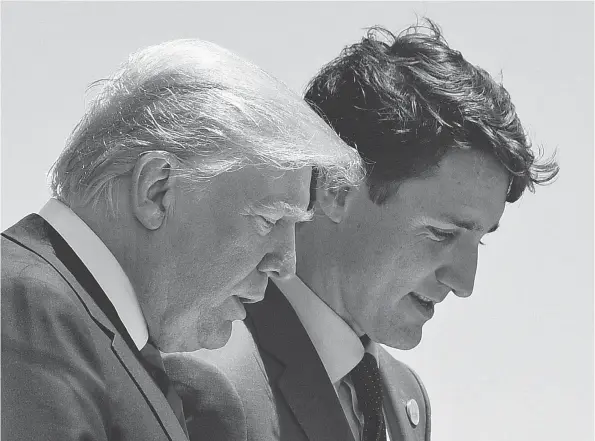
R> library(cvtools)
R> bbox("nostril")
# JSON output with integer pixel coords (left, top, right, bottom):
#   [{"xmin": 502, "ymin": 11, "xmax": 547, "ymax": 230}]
[
  {"xmin": 264, "ymin": 270, "xmax": 281, "ymax": 279},
  {"xmin": 273, "ymin": 270, "xmax": 292, "ymax": 281}
]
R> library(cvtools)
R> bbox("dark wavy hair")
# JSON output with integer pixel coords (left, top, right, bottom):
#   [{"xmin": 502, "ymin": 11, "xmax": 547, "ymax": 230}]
[{"xmin": 305, "ymin": 19, "xmax": 559, "ymax": 205}]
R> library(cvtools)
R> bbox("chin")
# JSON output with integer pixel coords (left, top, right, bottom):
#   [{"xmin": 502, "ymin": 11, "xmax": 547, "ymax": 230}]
[
  {"xmin": 394, "ymin": 337, "xmax": 422, "ymax": 350},
  {"xmin": 158, "ymin": 321, "xmax": 232, "ymax": 353},
  {"xmin": 380, "ymin": 327, "xmax": 423, "ymax": 350},
  {"xmin": 198, "ymin": 320, "xmax": 233, "ymax": 350},
  {"xmin": 158, "ymin": 336, "xmax": 199, "ymax": 354},
  {"xmin": 155, "ymin": 338, "xmax": 185, "ymax": 354}
]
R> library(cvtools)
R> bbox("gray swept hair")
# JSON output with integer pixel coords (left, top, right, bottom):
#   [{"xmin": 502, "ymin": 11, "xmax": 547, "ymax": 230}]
[{"xmin": 49, "ymin": 39, "xmax": 363, "ymax": 208}]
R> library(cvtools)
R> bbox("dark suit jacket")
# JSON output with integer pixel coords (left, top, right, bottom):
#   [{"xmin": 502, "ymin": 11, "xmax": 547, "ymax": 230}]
[
  {"xmin": 2, "ymin": 214, "xmax": 244, "ymax": 441},
  {"xmin": 170, "ymin": 281, "xmax": 431, "ymax": 441}
]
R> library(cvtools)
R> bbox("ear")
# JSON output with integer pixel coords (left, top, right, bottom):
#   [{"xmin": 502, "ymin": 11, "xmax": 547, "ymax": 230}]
[
  {"xmin": 315, "ymin": 184, "xmax": 355, "ymax": 224},
  {"xmin": 131, "ymin": 151, "xmax": 180, "ymax": 230}
]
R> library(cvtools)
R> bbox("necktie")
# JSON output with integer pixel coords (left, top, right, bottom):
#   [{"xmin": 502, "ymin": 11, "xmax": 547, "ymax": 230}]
[
  {"xmin": 350, "ymin": 352, "xmax": 386, "ymax": 441},
  {"xmin": 140, "ymin": 340, "xmax": 189, "ymax": 437}
]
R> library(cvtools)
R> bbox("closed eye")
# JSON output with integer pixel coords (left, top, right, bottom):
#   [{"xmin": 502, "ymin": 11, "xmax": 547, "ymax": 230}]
[
  {"xmin": 426, "ymin": 227, "xmax": 457, "ymax": 242},
  {"xmin": 428, "ymin": 226, "xmax": 487, "ymax": 246}
]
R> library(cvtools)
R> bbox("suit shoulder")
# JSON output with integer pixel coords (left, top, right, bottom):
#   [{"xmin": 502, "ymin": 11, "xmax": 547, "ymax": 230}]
[
  {"xmin": 2, "ymin": 236, "xmax": 85, "ymax": 320},
  {"xmin": 1, "ymin": 235, "xmax": 106, "ymax": 371},
  {"xmin": 3, "ymin": 235, "xmax": 81, "ymax": 307}
]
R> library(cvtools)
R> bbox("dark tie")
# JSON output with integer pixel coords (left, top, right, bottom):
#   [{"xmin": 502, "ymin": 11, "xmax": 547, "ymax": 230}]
[
  {"xmin": 140, "ymin": 340, "xmax": 189, "ymax": 437},
  {"xmin": 350, "ymin": 352, "xmax": 386, "ymax": 441}
]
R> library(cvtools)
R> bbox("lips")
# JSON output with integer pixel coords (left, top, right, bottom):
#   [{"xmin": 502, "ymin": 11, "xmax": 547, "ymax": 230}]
[
  {"xmin": 413, "ymin": 293, "xmax": 435, "ymax": 304},
  {"xmin": 410, "ymin": 292, "xmax": 435, "ymax": 319}
]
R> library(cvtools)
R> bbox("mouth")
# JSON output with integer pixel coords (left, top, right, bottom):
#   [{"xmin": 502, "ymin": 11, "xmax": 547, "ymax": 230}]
[
  {"xmin": 412, "ymin": 293, "xmax": 435, "ymax": 306},
  {"xmin": 410, "ymin": 292, "xmax": 435, "ymax": 318}
]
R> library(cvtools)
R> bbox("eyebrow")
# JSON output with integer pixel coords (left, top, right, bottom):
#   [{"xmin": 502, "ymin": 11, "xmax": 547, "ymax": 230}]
[
  {"xmin": 420, "ymin": 214, "xmax": 500, "ymax": 234},
  {"xmin": 253, "ymin": 200, "xmax": 313, "ymax": 223}
]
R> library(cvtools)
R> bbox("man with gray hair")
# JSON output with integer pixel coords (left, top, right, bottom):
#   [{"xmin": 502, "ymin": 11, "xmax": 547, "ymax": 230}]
[{"xmin": 1, "ymin": 39, "xmax": 361, "ymax": 441}]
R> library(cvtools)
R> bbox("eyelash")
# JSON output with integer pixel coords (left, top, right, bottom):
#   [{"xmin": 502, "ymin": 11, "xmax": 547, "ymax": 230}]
[
  {"xmin": 427, "ymin": 227, "xmax": 486, "ymax": 246},
  {"xmin": 427, "ymin": 227, "xmax": 456, "ymax": 242}
]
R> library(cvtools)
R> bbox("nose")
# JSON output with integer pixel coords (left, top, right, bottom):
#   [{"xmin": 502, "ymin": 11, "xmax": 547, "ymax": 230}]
[
  {"xmin": 257, "ymin": 223, "xmax": 297, "ymax": 280},
  {"xmin": 436, "ymin": 246, "xmax": 478, "ymax": 298}
]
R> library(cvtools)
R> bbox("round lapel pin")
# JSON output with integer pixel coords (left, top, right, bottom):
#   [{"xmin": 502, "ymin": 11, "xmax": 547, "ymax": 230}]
[{"xmin": 406, "ymin": 398, "xmax": 420, "ymax": 427}]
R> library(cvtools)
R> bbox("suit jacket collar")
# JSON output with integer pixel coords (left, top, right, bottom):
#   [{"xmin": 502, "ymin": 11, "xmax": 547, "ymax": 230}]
[
  {"xmin": 2, "ymin": 214, "xmax": 188, "ymax": 441},
  {"xmin": 246, "ymin": 280, "xmax": 355, "ymax": 441},
  {"xmin": 39, "ymin": 198, "xmax": 148, "ymax": 349},
  {"xmin": 275, "ymin": 276, "xmax": 365, "ymax": 384}
]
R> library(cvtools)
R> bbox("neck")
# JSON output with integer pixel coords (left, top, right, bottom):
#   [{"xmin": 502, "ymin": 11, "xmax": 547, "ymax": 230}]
[
  {"xmin": 295, "ymin": 219, "xmax": 362, "ymax": 335},
  {"xmin": 71, "ymin": 198, "xmax": 161, "ymax": 340}
]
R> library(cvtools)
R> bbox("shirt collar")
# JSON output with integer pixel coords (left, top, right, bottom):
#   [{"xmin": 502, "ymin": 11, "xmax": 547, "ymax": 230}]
[
  {"xmin": 274, "ymin": 276, "xmax": 378, "ymax": 384},
  {"xmin": 39, "ymin": 198, "xmax": 149, "ymax": 350}
]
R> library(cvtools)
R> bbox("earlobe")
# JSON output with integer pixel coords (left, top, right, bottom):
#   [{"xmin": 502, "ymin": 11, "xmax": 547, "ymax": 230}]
[
  {"xmin": 132, "ymin": 151, "xmax": 178, "ymax": 231},
  {"xmin": 316, "ymin": 184, "xmax": 352, "ymax": 224}
]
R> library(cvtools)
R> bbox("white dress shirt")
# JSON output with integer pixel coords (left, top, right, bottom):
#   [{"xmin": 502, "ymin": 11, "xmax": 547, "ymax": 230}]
[
  {"xmin": 39, "ymin": 198, "xmax": 149, "ymax": 350},
  {"xmin": 275, "ymin": 276, "xmax": 391, "ymax": 441}
]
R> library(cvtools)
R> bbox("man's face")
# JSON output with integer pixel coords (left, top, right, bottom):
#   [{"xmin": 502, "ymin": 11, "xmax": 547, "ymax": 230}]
[
  {"xmin": 332, "ymin": 149, "xmax": 509, "ymax": 349},
  {"xmin": 153, "ymin": 165, "xmax": 311, "ymax": 352}
]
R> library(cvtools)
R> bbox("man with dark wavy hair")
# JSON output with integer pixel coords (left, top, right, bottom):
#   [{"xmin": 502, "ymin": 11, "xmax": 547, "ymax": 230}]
[{"xmin": 168, "ymin": 21, "xmax": 559, "ymax": 441}]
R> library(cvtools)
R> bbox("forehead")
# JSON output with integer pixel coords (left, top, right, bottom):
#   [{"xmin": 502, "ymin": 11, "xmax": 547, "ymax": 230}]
[{"xmin": 389, "ymin": 149, "xmax": 510, "ymax": 226}]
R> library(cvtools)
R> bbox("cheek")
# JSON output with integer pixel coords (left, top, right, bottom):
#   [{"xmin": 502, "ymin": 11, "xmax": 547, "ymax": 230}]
[
  {"xmin": 217, "ymin": 233, "xmax": 269, "ymax": 282},
  {"xmin": 387, "ymin": 235, "xmax": 438, "ymax": 284},
  {"xmin": 213, "ymin": 214, "xmax": 269, "ymax": 262},
  {"xmin": 175, "ymin": 291, "xmax": 229, "ymax": 334},
  {"xmin": 184, "ymin": 216, "xmax": 266, "ymax": 280},
  {"xmin": 345, "ymin": 242, "xmax": 433, "ymax": 315}
]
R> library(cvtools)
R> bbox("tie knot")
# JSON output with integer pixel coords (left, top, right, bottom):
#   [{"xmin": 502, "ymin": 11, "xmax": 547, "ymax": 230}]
[
  {"xmin": 141, "ymin": 341, "xmax": 165, "ymax": 369},
  {"xmin": 140, "ymin": 341, "xmax": 168, "ymax": 387}
]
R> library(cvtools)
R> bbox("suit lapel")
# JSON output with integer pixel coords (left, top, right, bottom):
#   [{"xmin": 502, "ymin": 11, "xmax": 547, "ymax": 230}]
[
  {"xmin": 2, "ymin": 214, "xmax": 188, "ymax": 441},
  {"xmin": 246, "ymin": 281, "xmax": 355, "ymax": 441},
  {"xmin": 378, "ymin": 348, "xmax": 426, "ymax": 441},
  {"xmin": 111, "ymin": 336, "xmax": 189, "ymax": 441}
]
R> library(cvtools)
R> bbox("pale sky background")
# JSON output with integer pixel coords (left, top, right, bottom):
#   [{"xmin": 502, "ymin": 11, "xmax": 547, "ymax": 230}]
[{"xmin": 1, "ymin": 2, "xmax": 593, "ymax": 441}]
